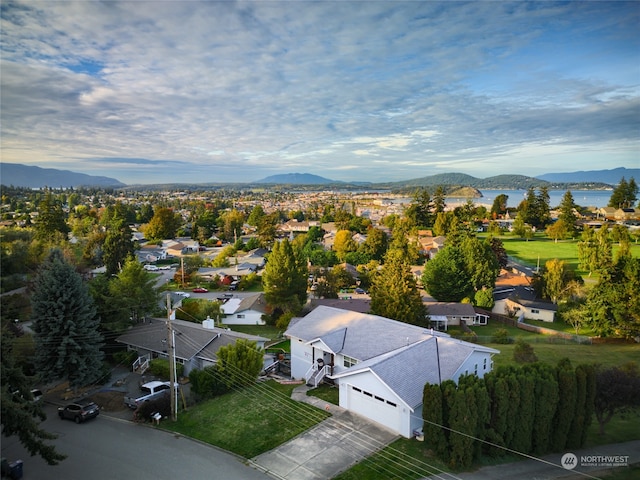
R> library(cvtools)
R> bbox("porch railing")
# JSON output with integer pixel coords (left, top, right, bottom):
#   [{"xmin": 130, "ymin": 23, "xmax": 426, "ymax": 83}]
[
  {"xmin": 132, "ymin": 354, "xmax": 151, "ymax": 374},
  {"xmin": 305, "ymin": 365, "xmax": 328, "ymax": 388}
]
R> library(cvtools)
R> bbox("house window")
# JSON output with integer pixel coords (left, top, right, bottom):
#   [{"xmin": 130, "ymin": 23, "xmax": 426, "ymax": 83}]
[
  {"xmin": 475, "ymin": 364, "xmax": 478, "ymax": 374},
  {"xmin": 237, "ymin": 314, "xmax": 245, "ymax": 319},
  {"xmin": 364, "ymin": 391, "xmax": 373, "ymax": 397},
  {"xmin": 375, "ymin": 396, "xmax": 384, "ymax": 402},
  {"xmin": 352, "ymin": 386, "xmax": 361, "ymax": 393},
  {"xmin": 386, "ymin": 401, "xmax": 397, "ymax": 407},
  {"xmin": 484, "ymin": 358, "xmax": 487, "ymax": 370},
  {"xmin": 343, "ymin": 355, "xmax": 358, "ymax": 368},
  {"xmin": 531, "ymin": 309, "xmax": 539, "ymax": 314}
]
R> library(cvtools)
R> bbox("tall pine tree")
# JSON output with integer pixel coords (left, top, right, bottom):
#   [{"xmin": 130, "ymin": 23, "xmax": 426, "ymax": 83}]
[
  {"xmin": 31, "ymin": 249, "xmax": 104, "ymax": 391},
  {"xmin": 370, "ymin": 249, "xmax": 427, "ymax": 326}
]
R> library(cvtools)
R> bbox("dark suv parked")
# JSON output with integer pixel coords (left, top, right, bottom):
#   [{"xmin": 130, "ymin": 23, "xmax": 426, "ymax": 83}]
[{"xmin": 58, "ymin": 399, "xmax": 100, "ymax": 424}]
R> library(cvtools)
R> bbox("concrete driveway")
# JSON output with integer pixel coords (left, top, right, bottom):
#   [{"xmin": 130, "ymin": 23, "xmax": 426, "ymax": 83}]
[{"xmin": 252, "ymin": 385, "xmax": 399, "ymax": 480}]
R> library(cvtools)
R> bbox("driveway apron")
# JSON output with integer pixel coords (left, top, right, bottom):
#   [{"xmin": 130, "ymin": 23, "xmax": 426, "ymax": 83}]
[{"xmin": 252, "ymin": 385, "xmax": 399, "ymax": 480}]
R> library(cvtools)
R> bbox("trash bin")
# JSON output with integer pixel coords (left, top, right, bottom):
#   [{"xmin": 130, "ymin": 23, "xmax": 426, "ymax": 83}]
[{"xmin": 9, "ymin": 459, "xmax": 23, "ymax": 479}]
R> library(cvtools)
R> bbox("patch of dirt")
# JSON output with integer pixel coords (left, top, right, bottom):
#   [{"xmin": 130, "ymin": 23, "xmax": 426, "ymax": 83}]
[{"xmin": 85, "ymin": 391, "xmax": 128, "ymax": 412}]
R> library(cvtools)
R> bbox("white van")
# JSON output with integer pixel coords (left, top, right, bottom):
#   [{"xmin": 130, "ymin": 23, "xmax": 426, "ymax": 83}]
[{"xmin": 143, "ymin": 265, "xmax": 159, "ymax": 271}]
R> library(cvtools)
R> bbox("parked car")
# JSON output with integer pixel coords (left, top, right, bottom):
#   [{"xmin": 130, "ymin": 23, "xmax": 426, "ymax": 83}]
[
  {"xmin": 354, "ymin": 288, "xmax": 366, "ymax": 294},
  {"xmin": 192, "ymin": 287, "xmax": 208, "ymax": 293},
  {"xmin": 143, "ymin": 264, "xmax": 159, "ymax": 271},
  {"xmin": 30, "ymin": 388, "xmax": 43, "ymax": 402},
  {"xmin": 58, "ymin": 400, "xmax": 100, "ymax": 424}
]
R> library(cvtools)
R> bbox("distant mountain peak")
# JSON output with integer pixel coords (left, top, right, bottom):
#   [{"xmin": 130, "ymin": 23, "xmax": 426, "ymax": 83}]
[
  {"xmin": 253, "ymin": 173, "xmax": 340, "ymax": 184},
  {"xmin": 536, "ymin": 167, "xmax": 639, "ymax": 184}
]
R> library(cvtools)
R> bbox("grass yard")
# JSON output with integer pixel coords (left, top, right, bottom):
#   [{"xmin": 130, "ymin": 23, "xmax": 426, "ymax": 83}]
[
  {"xmin": 307, "ymin": 383, "xmax": 340, "ymax": 405},
  {"xmin": 162, "ymin": 380, "xmax": 329, "ymax": 458},
  {"xmin": 497, "ymin": 234, "xmax": 640, "ymax": 279},
  {"xmin": 333, "ymin": 437, "xmax": 453, "ymax": 480},
  {"xmin": 224, "ymin": 324, "xmax": 284, "ymax": 341}
]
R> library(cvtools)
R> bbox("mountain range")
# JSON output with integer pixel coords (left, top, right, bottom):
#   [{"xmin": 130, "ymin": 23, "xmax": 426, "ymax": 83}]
[
  {"xmin": 0, "ymin": 163, "xmax": 125, "ymax": 188},
  {"xmin": 1, "ymin": 163, "xmax": 637, "ymax": 189}
]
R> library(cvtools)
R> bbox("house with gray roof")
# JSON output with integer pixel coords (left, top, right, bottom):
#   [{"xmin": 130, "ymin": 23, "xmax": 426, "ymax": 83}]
[
  {"xmin": 285, "ymin": 306, "xmax": 499, "ymax": 438},
  {"xmin": 221, "ymin": 293, "xmax": 269, "ymax": 325},
  {"xmin": 493, "ymin": 286, "xmax": 557, "ymax": 322},
  {"xmin": 115, "ymin": 318, "xmax": 268, "ymax": 375}
]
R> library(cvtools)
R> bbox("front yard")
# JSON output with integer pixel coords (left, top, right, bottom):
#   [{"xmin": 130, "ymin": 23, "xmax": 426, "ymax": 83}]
[{"xmin": 161, "ymin": 380, "xmax": 329, "ymax": 458}]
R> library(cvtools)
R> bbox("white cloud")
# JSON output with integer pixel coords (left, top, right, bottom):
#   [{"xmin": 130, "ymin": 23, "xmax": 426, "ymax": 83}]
[{"xmin": 1, "ymin": 1, "xmax": 638, "ymax": 184}]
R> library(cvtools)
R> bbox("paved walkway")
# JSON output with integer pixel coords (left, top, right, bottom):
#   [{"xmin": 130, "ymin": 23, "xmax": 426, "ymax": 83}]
[{"xmin": 252, "ymin": 384, "xmax": 399, "ymax": 480}]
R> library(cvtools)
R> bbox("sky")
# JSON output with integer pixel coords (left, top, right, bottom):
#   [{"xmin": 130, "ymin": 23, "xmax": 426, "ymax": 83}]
[{"xmin": 1, "ymin": 1, "xmax": 639, "ymax": 185}]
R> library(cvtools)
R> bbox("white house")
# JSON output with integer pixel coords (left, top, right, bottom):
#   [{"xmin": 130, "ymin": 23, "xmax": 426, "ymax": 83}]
[
  {"xmin": 493, "ymin": 286, "xmax": 557, "ymax": 322},
  {"xmin": 285, "ymin": 306, "xmax": 499, "ymax": 438},
  {"xmin": 221, "ymin": 293, "xmax": 269, "ymax": 325}
]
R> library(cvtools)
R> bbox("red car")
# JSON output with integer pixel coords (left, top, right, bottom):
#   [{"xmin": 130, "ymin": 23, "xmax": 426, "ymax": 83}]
[{"xmin": 192, "ymin": 287, "xmax": 208, "ymax": 293}]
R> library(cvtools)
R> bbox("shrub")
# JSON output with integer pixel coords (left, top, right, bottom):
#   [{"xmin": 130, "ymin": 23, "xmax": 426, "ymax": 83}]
[
  {"xmin": 148, "ymin": 358, "xmax": 184, "ymax": 379},
  {"xmin": 189, "ymin": 366, "xmax": 229, "ymax": 399},
  {"xmin": 513, "ymin": 338, "xmax": 538, "ymax": 363},
  {"xmin": 492, "ymin": 328, "xmax": 512, "ymax": 344}
]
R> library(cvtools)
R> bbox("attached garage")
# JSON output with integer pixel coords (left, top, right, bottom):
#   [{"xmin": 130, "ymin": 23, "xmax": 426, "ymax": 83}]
[{"xmin": 345, "ymin": 383, "xmax": 403, "ymax": 434}]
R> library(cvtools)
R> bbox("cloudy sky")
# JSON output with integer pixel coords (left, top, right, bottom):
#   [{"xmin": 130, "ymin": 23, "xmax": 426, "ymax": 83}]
[{"xmin": 1, "ymin": 1, "xmax": 639, "ymax": 185}]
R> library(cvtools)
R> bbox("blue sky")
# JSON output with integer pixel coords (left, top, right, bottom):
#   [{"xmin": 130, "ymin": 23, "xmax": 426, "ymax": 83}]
[{"xmin": 1, "ymin": 1, "xmax": 638, "ymax": 185}]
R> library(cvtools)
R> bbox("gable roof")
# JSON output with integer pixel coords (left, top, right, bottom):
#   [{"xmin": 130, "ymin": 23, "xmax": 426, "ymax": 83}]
[
  {"xmin": 116, "ymin": 318, "xmax": 268, "ymax": 362},
  {"xmin": 494, "ymin": 286, "xmax": 558, "ymax": 312},
  {"xmin": 290, "ymin": 306, "xmax": 499, "ymax": 409},
  {"xmin": 222, "ymin": 293, "xmax": 268, "ymax": 315}
]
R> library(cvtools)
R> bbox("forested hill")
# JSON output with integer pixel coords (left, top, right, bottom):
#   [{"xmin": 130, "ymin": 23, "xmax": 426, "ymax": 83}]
[
  {"xmin": 384, "ymin": 173, "xmax": 612, "ymax": 191},
  {"xmin": 0, "ymin": 163, "xmax": 125, "ymax": 188}
]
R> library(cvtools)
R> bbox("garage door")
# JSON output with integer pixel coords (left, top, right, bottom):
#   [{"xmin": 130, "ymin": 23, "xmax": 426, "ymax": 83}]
[{"xmin": 347, "ymin": 385, "xmax": 402, "ymax": 434}]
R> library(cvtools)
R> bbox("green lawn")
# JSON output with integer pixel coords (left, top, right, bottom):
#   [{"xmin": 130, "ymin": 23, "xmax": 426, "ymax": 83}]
[
  {"xmin": 307, "ymin": 383, "xmax": 340, "ymax": 405},
  {"xmin": 333, "ymin": 437, "xmax": 453, "ymax": 480},
  {"xmin": 497, "ymin": 234, "xmax": 640, "ymax": 279},
  {"xmin": 162, "ymin": 380, "xmax": 329, "ymax": 458},
  {"xmin": 224, "ymin": 324, "xmax": 284, "ymax": 341}
]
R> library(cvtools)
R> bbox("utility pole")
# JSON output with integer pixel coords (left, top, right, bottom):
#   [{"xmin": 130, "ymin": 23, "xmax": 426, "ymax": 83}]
[{"xmin": 166, "ymin": 293, "xmax": 177, "ymax": 421}]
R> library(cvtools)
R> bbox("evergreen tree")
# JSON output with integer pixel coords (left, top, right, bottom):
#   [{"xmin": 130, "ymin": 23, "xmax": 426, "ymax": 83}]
[
  {"xmin": 484, "ymin": 372, "xmax": 509, "ymax": 456},
  {"xmin": 552, "ymin": 359, "xmax": 577, "ymax": 451},
  {"xmin": 35, "ymin": 192, "xmax": 69, "ymax": 241},
  {"xmin": 1, "ymin": 331, "xmax": 66, "ymax": 465},
  {"xmin": 102, "ymin": 218, "xmax": 135, "ymax": 276},
  {"xmin": 608, "ymin": 177, "xmax": 638, "ymax": 209},
  {"xmin": 31, "ymin": 249, "xmax": 104, "ymax": 390},
  {"xmin": 432, "ymin": 186, "xmax": 447, "ymax": 215},
  {"xmin": 262, "ymin": 238, "xmax": 308, "ymax": 315},
  {"xmin": 422, "ymin": 383, "xmax": 447, "ymax": 457},
  {"xmin": 370, "ymin": 249, "xmax": 427, "ymax": 326},
  {"xmin": 405, "ymin": 188, "xmax": 433, "ymax": 228},
  {"xmin": 487, "ymin": 236, "xmax": 508, "ymax": 270},
  {"xmin": 513, "ymin": 372, "xmax": 535, "ymax": 454},
  {"xmin": 448, "ymin": 382, "xmax": 476, "ymax": 469},
  {"xmin": 528, "ymin": 363, "xmax": 559, "ymax": 455},
  {"xmin": 566, "ymin": 364, "xmax": 588, "ymax": 448},
  {"xmin": 557, "ymin": 190, "xmax": 578, "ymax": 238}
]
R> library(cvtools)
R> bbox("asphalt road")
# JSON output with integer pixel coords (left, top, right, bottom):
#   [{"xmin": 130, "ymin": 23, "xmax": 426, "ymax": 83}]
[{"xmin": 1, "ymin": 403, "xmax": 272, "ymax": 480}]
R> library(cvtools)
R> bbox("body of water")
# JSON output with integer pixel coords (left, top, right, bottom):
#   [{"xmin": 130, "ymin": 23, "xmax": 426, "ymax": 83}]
[{"xmin": 466, "ymin": 189, "xmax": 613, "ymax": 209}]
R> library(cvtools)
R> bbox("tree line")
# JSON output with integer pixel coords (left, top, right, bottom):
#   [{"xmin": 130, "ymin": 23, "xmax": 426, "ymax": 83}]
[{"xmin": 422, "ymin": 360, "xmax": 640, "ymax": 470}]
